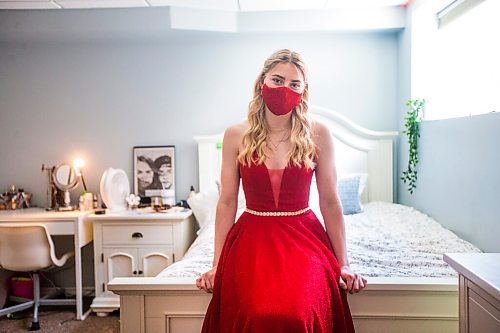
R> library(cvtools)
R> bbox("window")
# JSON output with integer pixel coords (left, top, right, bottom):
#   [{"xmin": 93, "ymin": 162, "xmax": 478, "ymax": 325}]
[{"xmin": 411, "ymin": 0, "xmax": 499, "ymax": 120}]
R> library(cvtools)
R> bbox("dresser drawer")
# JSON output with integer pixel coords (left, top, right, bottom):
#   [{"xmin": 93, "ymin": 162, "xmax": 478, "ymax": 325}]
[
  {"xmin": 102, "ymin": 224, "xmax": 173, "ymax": 245},
  {"xmin": 468, "ymin": 288, "xmax": 500, "ymax": 333}
]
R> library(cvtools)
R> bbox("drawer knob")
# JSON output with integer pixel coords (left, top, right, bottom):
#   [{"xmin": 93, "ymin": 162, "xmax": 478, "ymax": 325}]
[
  {"xmin": 132, "ymin": 232, "xmax": 143, "ymax": 238},
  {"xmin": 133, "ymin": 270, "xmax": 137, "ymax": 275}
]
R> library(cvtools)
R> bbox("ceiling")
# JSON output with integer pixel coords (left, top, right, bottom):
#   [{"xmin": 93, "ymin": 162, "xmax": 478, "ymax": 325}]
[
  {"xmin": 0, "ymin": 0, "xmax": 410, "ymax": 33},
  {"xmin": 0, "ymin": 0, "xmax": 409, "ymax": 11}
]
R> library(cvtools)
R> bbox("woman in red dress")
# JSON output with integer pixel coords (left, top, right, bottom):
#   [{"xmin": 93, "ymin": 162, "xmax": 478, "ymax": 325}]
[{"xmin": 196, "ymin": 49, "xmax": 367, "ymax": 332}]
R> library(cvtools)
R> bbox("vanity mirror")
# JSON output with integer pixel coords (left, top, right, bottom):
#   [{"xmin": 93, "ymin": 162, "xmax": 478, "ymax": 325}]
[{"xmin": 52, "ymin": 162, "xmax": 79, "ymax": 210}]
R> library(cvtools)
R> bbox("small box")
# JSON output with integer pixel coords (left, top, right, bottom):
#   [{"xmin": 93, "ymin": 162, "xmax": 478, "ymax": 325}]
[{"xmin": 10, "ymin": 277, "xmax": 33, "ymax": 299}]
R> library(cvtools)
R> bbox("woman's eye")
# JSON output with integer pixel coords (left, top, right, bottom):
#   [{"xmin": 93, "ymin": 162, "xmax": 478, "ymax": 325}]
[{"xmin": 272, "ymin": 78, "xmax": 283, "ymax": 85}]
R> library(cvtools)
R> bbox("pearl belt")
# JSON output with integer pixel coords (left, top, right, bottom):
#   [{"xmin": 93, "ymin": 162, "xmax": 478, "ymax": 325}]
[{"xmin": 244, "ymin": 207, "xmax": 310, "ymax": 216}]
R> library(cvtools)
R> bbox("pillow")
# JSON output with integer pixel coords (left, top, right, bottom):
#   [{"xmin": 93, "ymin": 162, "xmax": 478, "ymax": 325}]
[
  {"xmin": 235, "ymin": 182, "xmax": 246, "ymax": 221},
  {"xmin": 338, "ymin": 173, "xmax": 368, "ymax": 198},
  {"xmin": 187, "ymin": 182, "xmax": 219, "ymax": 232},
  {"xmin": 189, "ymin": 180, "xmax": 247, "ymax": 233},
  {"xmin": 309, "ymin": 173, "xmax": 367, "ymax": 215},
  {"xmin": 336, "ymin": 175, "xmax": 363, "ymax": 215}
]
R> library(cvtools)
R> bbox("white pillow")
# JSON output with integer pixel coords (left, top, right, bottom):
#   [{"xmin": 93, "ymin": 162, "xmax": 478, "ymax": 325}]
[
  {"xmin": 187, "ymin": 182, "xmax": 219, "ymax": 232},
  {"xmin": 188, "ymin": 180, "xmax": 247, "ymax": 234},
  {"xmin": 235, "ymin": 182, "xmax": 246, "ymax": 221}
]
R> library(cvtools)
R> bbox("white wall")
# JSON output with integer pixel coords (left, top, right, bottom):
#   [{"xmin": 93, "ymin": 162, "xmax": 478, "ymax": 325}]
[{"xmin": 396, "ymin": 0, "xmax": 500, "ymax": 252}]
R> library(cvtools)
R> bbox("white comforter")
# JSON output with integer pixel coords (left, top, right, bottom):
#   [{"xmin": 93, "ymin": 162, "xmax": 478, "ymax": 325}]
[{"xmin": 158, "ymin": 202, "xmax": 481, "ymax": 278}]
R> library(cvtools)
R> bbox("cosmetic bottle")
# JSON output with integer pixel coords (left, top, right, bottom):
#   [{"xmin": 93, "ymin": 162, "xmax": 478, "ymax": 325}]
[{"xmin": 188, "ymin": 185, "xmax": 196, "ymax": 199}]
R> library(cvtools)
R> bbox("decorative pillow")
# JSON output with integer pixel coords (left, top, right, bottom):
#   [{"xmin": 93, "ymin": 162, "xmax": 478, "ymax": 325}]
[
  {"xmin": 187, "ymin": 182, "xmax": 219, "ymax": 232},
  {"xmin": 338, "ymin": 173, "xmax": 368, "ymax": 198},
  {"xmin": 336, "ymin": 175, "xmax": 362, "ymax": 215},
  {"xmin": 309, "ymin": 173, "xmax": 367, "ymax": 216}
]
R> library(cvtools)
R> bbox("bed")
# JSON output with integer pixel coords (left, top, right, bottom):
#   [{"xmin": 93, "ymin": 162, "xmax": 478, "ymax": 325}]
[{"xmin": 108, "ymin": 105, "xmax": 481, "ymax": 333}]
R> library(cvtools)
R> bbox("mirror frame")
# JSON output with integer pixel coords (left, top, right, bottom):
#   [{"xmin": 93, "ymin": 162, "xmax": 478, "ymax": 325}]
[{"xmin": 52, "ymin": 162, "xmax": 79, "ymax": 191}]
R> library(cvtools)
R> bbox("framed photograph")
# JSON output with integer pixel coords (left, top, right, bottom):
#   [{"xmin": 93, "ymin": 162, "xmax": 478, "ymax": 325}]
[{"xmin": 133, "ymin": 145, "xmax": 176, "ymax": 205}]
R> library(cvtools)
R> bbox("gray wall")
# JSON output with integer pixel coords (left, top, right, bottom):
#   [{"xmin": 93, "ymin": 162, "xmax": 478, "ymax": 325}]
[
  {"xmin": 409, "ymin": 115, "xmax": 500, "ymax": 252},
  {"xmin": 0, "ymin": 7, "xmax": 399, "ymax": 208},
  {"xmin": 396, "ymin": 2, "xmax": 500, "ymax": 252},
  {"xmin": 0, "ymin": 5, "xmax": 496, "ymax": 263}
]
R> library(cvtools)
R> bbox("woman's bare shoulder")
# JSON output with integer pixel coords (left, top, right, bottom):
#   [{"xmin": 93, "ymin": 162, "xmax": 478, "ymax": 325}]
[
  {"xmin": 310, "ymin": 119, "xmax": 331, "ymax": 142},
  {"xmin": 223, "ymin": 121, "xmax": 249, "ymax": 151},
  {"xmin": 224, "ymin": 121, "xmax": 249, "ymax": 139}
]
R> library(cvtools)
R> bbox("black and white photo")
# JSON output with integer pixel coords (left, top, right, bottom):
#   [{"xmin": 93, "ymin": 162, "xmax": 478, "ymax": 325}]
[{"xmin": 133, "ymin": 145, "xmax": 175, "ymax": 205}]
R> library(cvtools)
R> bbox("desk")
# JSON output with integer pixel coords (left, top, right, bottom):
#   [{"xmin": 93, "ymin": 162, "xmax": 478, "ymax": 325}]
[{"xmin": 0, "ymin": 208, "xmax": 93, "ymax": 320}]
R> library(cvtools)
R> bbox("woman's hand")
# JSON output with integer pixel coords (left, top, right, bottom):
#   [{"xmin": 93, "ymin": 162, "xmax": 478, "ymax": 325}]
[
  {"xmin": 196, "ymin": 266, "xmax": 217, "ymax": 293},
  {"xmin": 338, "ymin": 265, "xmax": 367, "ymax": 294}
]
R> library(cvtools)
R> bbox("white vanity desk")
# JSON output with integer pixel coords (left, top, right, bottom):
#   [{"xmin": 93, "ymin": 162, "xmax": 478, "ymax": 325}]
[{"xmin": 0, "ymin": 208, "xmax": 93, "ymax": 320}]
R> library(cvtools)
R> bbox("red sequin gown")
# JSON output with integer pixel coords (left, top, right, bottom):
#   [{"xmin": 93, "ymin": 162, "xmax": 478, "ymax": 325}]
[{"xmin": 201, "ymin": 157, "xmax": 355, "ymax": 333}]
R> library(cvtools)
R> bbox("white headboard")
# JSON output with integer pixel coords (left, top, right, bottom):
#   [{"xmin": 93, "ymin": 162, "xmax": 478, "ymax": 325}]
[{"xmin": 193, "ymin": 105, "xmax": 398, "ymax": 203}]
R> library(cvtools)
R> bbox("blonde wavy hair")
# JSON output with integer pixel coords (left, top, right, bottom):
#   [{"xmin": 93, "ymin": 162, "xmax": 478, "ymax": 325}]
[{"xmin": 237, "ymin": 49, "xmax": 317, "ymax": 170}]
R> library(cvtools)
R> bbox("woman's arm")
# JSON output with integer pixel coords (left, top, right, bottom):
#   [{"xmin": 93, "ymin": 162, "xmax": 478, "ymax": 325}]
[
  {"xmin": 196, "ymin": 124, "xmax": 242, "ymax": 292},
  {"xmin": 212, "ymin": 126, "xmax": 242, "ymax": 267},
  {"xmin": 313, "ymin": 121, "xmax": 366, "ymax": 293}
]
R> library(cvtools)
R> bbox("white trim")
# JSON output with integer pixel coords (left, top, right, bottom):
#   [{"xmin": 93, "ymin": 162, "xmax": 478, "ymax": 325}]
[{"xmin": 436, "ymin": 0, "xmax": 486, "ymax": 28}]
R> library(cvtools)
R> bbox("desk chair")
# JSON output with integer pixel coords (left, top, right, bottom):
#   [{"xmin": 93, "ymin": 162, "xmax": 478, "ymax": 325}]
[{"xmin": 0, "ymin": 224, "xmax": 76, "ymax": 331}]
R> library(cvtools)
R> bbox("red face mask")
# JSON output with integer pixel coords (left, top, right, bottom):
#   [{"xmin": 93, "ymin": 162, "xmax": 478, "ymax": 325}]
[{"xmin": 261, "ymin": 83, "xmax": 302, "ymax": 116}]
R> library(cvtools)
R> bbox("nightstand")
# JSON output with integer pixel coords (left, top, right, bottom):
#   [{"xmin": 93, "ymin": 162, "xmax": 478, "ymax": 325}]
[
  {"xmin": 444, "ymin": 253, "xmax": 500, "ymax": 333},
  {"xmin": 88, "ymin": 209, "xmax": 195, "ymax": 316}
]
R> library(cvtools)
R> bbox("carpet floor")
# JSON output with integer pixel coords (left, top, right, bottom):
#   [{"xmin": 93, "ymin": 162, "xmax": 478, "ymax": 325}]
[{"xmin": 0, "ymin": 308, "xmax": 119, "ymax": 333}]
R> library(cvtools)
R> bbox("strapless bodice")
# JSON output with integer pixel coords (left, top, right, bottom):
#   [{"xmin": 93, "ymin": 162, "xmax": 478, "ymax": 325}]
[{"xmin": 239, "ymin": 158, "xmax": 314, "ymax": 212}]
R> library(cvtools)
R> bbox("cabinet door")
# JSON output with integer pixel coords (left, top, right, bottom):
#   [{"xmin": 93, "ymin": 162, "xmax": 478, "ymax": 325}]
[
  {"xmin": 103, "ymin": 248, "xmax": 137, "ymax": 288},
  {"xmin": 139, "ymin": 247, "xmax": 173, "ymax": 277}
]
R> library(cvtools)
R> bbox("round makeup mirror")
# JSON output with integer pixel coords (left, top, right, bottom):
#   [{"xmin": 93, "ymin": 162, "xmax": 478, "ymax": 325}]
[
  {"xmin": 52, "ymin": 162, "xmax": 79, "ymax": 208},
  {"xmin": 53, "ymin": 163, "xmax": 79, "ymax": 191}
]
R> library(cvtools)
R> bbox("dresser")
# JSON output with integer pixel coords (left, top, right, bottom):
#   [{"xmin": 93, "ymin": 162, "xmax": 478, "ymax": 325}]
[
  {"xmin": 444, "ymin": 253, "xmax": 500, "ymax": 333},
  {"xmin": 88, "ymin": 209, "xmax": 195, "ymax": 316}
]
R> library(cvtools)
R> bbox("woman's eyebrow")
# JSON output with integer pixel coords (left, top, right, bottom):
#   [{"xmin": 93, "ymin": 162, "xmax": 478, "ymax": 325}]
[
  {"xmin": 271, "ymin": 74, "xmax": 303, "ymax": 83},
  {"xmin": 271, "ymin": 74, "xmax": 285, "ymax": 80}
]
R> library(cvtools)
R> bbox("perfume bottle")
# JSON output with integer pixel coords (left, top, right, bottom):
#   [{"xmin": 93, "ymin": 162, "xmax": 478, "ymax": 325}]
[{"xmin": 188, "ymin": 185, "xmax": 196, "ymax": 200}]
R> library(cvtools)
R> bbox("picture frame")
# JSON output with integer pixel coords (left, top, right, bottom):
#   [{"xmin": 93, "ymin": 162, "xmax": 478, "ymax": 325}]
[{"xmin": 133, "ymin": 145, "xmax": 176, "ymax": 205}]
